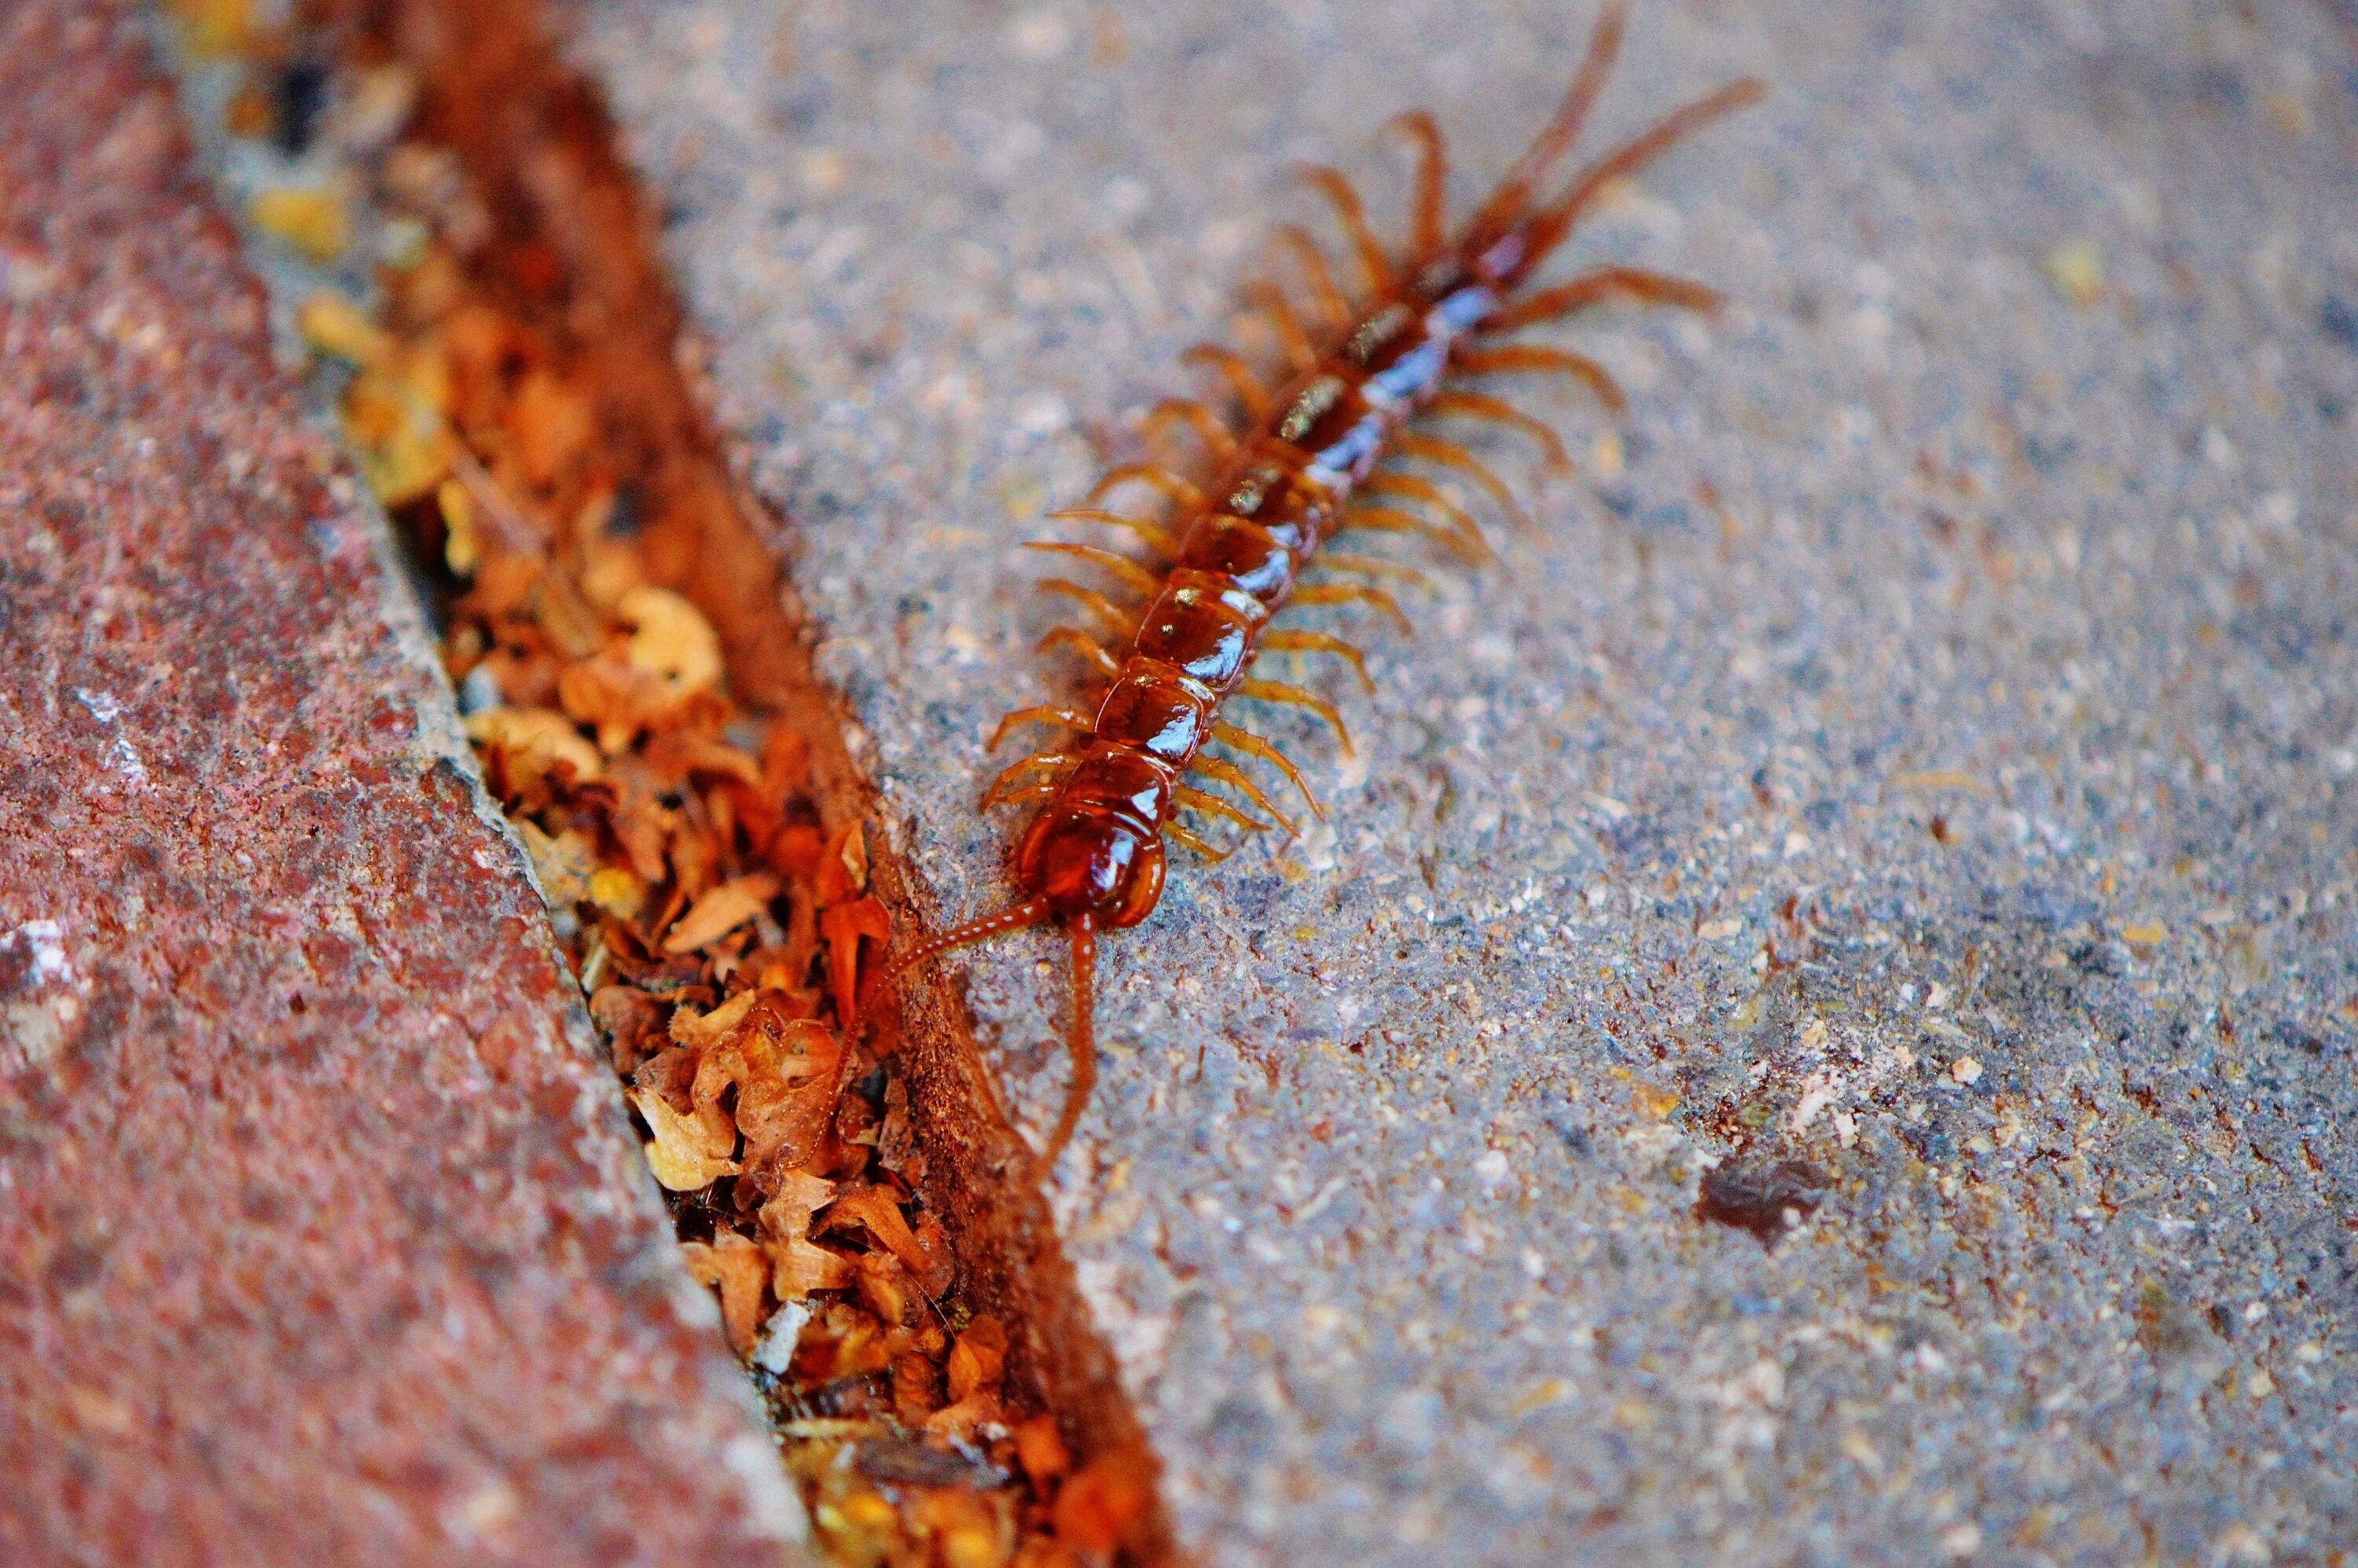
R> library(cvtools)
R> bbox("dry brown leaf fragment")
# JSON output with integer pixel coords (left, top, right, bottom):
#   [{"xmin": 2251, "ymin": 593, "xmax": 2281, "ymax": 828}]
[
  {"xmin": 663, "ymin": 872, "xmax": 780, "ymax": 955},
  {"xmin": 1012, "ymin": 1415, "xmax": 1071, "ymax": 1488},
  {"xmin": 814, "ymin": 821, "xmax": 869, "ymax": 906},
  {"xmin": 946, "ymin": 1315, "xmax": 1008, "ymax": 1404},
  {"xmin": 587, "ymin": 984, "xmax": 664, "ymax": 1074},
  {"xmin": 891, "ymin": 1352, "xmax": 943, "ymax": 1425},
  {"xmin": 630, "ymin": 1086, "xmax": 740, "ymax": 1191},
  {"xmin": 921, "ymin": 1389, "xmax": 1005, "ymax": 1445},
  {"xmin": 820, "ymin": 894, "xmax": 891, "ymax": 1031},
  {"xmin": 465, "ymin": 706, "xmax": 603, "ymax": 788},
  {"xmin": 670, "ymin": 986, "xmax": 760, "ymax": 1048},
  {"xmin": 855, "ymin": 1251, "xmax": 913, "ymax": 1327},
  {"xmin": 1052, "ymin": 1447, "xmax": 1156, "ymax": 1555},
  {"xmin": 513, "ymin": 819, "xmax": 597, "ymax": 906},
  {"xmin": 680, "ymin": 1230, "xmax": 770, "ymax": 1357},
  {"xmin": 694, "ymin": 1005, "xmax": 843, "ymax": 1177},
  {"xmin": 506, "ymin": 366, "xmax": 597, "ymax": 485},
  {"xmin": 769, "ymin": 1236, "xmax": 857, "ymax": 1302},
  {"xmin": 619, "ymin": 586, "xmax": 722, "ymax": 694},
  {"xmin": 823, "ymin": 1185, "xmax": 933, "ymax": 1280}
]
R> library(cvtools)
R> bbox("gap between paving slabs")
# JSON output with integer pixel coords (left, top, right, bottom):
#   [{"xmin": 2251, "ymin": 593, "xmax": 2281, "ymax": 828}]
[{"xmin": 171, "ymin": 0, "xmax": 1169, "ymax": 1558}]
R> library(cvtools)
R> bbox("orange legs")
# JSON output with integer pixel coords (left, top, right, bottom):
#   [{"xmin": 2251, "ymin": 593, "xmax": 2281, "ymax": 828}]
[
  {"xmin": 1455, "ymin": 343, "xmax": 1627, "ymax": 411},
  {"xmin": 1428, "ymin": 390, "xmax": 1574, "ymax": 473},
  {"xmin": 1394, "ymin": 431, "xmax": 1532, "ymax": 533},
  {"xmin": 1045, "ymin": 506, "xmax": 1178, "ymax": 555},
  {"xmin": 1482, "ymin": 265, "xmax": 1722, "ymax": 334},
  {"xmin": 1212, "ymin": 720, "xmax": 1327, "ymax": 820},
  {"xmin": 1383, "ymin": 108, "xmax": 1449, "ymax": 262},
  {"xmin": 1295, "ymin": 163, "xmax": 1394, "ymax": 293},
  {"xmin": 1258, "ymin": 629, "xmax": 1373, "ymax": 692}
]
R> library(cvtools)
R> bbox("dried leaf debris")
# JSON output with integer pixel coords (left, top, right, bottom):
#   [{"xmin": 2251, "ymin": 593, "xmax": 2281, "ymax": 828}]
[{"xmin": 182, "ymin": 5, "xmax": 1153, "ymax": 1559}]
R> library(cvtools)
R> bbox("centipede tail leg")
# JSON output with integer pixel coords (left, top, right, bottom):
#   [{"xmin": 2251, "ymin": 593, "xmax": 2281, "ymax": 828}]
[
  {"xmin": 1454, "ymin": 345, "xmax": 1627, "ymax": 412},
  {"xmin": 1085, "ymin": 463, "xmax": 1207, "ymax": 512},
  {"xmin": 1394, "ymin": 431, "xmax": 1533, "ymax": 532},
  {"xmin": 1295, "ymin": 163, "xmax": 1394, "ymax": 292},
  {"xmin": 1243, "ymin": 280, "xmax": 1322, "ymax": 373},
  {"xmin": 1181, "ymin": 344, "xmax": 1275, "ymax": 424},
  {"xmin": 1428, "ymin": 390, "xmax": 1575, "ymax": 474},
  {"xmin": 1515, "ymin": 77, "xmax": 1766, "ymax": 276},
  {"xmin": 1383, "ymin": 109, "xmax": 1450, "ymax": 262},
  {"xmin": 1464, "ymin": 0, "xmax": 1626, "ymax": 237},
  {"xmin": 1275, "ymin": 226, "xmax": 1353, "ymax": 331},
  {"xmin": 1480, "ymin": 266, "xmax": 1723, "ymax": 334}
]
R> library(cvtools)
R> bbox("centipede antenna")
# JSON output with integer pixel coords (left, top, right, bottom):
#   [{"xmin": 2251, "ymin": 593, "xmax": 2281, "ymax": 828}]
[
  {"xmin": 885, "ymin": 897, "xmax": 1056, "ymax": 985},
  {"xmin": 1038, "ymin": 917, "xmax": 1099, "ymax": 1171}
]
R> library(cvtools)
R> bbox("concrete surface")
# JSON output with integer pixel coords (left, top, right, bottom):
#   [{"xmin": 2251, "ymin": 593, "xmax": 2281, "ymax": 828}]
[
  {"xmin": 0, "ymin": 7, "xmax": 807, "ymax": 1562},
  {"xmin": 574, "ymin": 0, "xmax": 2358, "ymax": 1562}
]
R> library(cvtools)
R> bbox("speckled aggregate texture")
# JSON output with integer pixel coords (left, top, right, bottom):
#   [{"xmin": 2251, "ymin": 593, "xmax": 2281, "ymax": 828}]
[
  {"xmin": 0, "ymin": 7, "xmax": 806, "ymax": 1563},
  {"xmin": 573, "ymin": 0, "xmax": 2356, "ymax": 1562}
]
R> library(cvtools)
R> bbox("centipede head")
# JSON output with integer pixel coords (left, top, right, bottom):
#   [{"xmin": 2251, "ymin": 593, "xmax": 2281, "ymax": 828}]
[{"xmin": 1017, "ymin": 806, "xmax": 1165, "ymax": 930}]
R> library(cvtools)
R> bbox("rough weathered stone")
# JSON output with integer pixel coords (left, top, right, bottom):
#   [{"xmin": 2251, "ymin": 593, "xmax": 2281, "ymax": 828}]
[
  {"xmin": 575, "ymin": 0, "xmax": 2358, "ymax": 1560},
  {"xmin": 0, "ymin": 8, "xmax": 805, "ymax": 1563}
]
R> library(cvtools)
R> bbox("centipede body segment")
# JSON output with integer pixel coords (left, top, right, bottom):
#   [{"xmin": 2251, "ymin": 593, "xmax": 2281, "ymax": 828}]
[{"xmin": 890, "ymin": 2, "xmax": 1761, "ymax": 1169}]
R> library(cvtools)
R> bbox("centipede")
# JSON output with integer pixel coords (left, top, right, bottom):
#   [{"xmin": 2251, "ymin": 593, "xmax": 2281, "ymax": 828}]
[{"xmin": 888, "ymin": 2, "xmax": 1761, "ymax": 1168}]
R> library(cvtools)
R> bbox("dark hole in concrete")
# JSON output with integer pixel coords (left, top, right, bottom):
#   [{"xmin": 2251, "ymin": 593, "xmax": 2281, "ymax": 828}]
[{"xmin": 1695, "ymin": 1157, "xmax": 1832, "ymax": 1243}]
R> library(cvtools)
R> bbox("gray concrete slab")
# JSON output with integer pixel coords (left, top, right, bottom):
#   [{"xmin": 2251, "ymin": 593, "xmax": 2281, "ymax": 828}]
[{"xmin": 570, "ymin": 0, "xmax": 2358, "ymax": 1561}]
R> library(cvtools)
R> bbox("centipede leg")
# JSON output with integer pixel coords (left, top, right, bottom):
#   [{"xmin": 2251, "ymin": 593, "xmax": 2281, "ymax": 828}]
[
  {"xmin": 1211, "ymin": 720, "xmax": 1328, "ymax": 820},
  {"xmin": 1181, "ymin": 343, "xmax": 1274, "ymax": 424},
  {"xmin": 1464, "ymin": 0, "xmax": 1626, "ymax": 237},
  {"xmin": 1259, "ymin": 629, "xmax": 1374, "ymax": 693},
  {"xmin": 1342, "ymin": 505, "xmax": 1482, "ymax": 565},
  {"xmin": 989, "ymin": 705, "xmax": 1093, "ymax": 751},
  {"xmin": 1293, "ymin": 581, "xmax": 1413, "ymax": 635},
  {"xmin": 1454, "ymin": 345, "xmax": 1626, "ymax": 412},
  {"xmin": 1173, "ymin": 784, "xmax": 1273, "ymax": 835},
  {"xmin": 982, "ymin": 753, "xmax": 1077, "ymax": 808},
  {"xmin": 1086, "ymin": 463, "xmax": 1207, "ymax": 512},
  {"xmin": 1243, "ymin": 280, "xmax": 1320, "ymax": 374},
  {"xmin": 1357, "ymin": 473, "xmax": 1494, "ymax": 561},
  {"xmin": 1317, "ymin": 553, "xmax": 1443, "ymax": 596},
  {"xmin": 1162, "ymin": 821, "xmax": 1231, "ymax": 862},
  {"xmin": 1480, "ymin": 266, "xmax": 1723, "ymax": 334},
  {"xmin": 1394, "ymin": 431, "xmax": 1533, "ymax": 532},
  {"xmin": 1038, "ymin": 626, "xmax": 1123, "ymax": 679},
  {"xmin": 1142, "ymin": 398, "xmax": 1241, "ymax": 465},
  {"xmin": 1275, "ymin": 226, "xmax": 1353, "ymax": 332},
  {"xmin": 1236, "ymin": 678, "xmax": 1353, "ymax": 755},
  {"xmin": 1189, "ymin": 755, "xmax": 1300, "ymax": 837},
  {"xmin": 1382, "ymin": 109, "xmax": 1449, "ymax": 263},
  {"xmin": 1516, "ymin": 77, "xmax": 1766, "ymax": 274},
  {"xmin": 1295, "ymin": 163, "xmax": 1394, "ymax": 293},
  {"xmin": 1040, "ymin": 578, "xmax": 1140, "ymax": 634},
  {"xmin": 1045, "ymin": 506, "xmax": 1178, "ymax": 555},
  {"xmin": 1027, "ymin": 542, "xmax": 1167, "ymax": 597},
  {"xmin": 1428, "ymin": 390, "xmax": 1574, "ymax": 475}
]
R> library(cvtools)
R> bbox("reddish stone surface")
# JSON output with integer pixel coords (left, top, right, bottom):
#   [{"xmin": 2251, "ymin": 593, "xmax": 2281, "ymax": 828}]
[{"xmin": 0, "ymin": 8, "xmax": 806, "ymax": 1564}]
